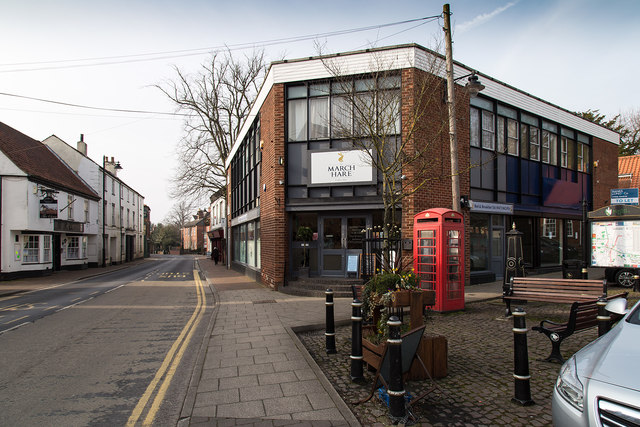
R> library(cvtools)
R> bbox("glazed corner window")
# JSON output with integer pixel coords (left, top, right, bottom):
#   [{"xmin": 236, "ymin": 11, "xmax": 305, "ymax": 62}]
[
  {"xmin": 309, "ymin": 97, "xmax": 329, "ymax": 140},
  {"xmin": 23, "ymin": 235, "xmax": 39, "ymax": 263},
  {"xmin": 470, "ymin": 108, "xmax": 480, "ymax": 147},
  {"xmin": 481, "ymin": 110, "xmax": 495, "ymax": 150}
]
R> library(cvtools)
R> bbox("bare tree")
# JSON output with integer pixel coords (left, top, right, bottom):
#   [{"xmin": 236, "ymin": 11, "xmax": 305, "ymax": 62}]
[
  {"xmin": 157, "ymin": 49, "xmax": 267, "ymax": 200},
  {"xmin": 164, "ymin": 199, "xmax": 196, "ymax": 229}
]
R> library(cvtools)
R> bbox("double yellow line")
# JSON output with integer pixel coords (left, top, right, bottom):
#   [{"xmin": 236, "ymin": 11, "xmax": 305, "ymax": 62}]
[{"xmin": 126, "ymin": 270, "xmax": 206, "ymax": 426}]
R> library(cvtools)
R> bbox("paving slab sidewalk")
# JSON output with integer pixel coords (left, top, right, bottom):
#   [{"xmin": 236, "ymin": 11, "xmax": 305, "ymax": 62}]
[{"xmin": 189, "ymin": 258, "xmax": 359, "ymax": 426}]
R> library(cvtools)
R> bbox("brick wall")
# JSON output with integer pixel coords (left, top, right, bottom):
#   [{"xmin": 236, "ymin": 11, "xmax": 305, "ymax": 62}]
[
  {"xmin": 400, "ymin": 67, "xmax": 471, "ymax": 282},
  {"xmin": 592, "ymin": 137, "xmax": 619, "ymax": 210},
  {"xmin": 258, "ymin": 84, "xmax": 287, "ymax": 290}
]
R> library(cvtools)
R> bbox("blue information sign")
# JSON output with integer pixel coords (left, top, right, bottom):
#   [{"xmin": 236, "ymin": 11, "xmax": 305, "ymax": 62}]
[{"xmin": 611, "ymin": 188, "xmax": 639, "ymax": 206}]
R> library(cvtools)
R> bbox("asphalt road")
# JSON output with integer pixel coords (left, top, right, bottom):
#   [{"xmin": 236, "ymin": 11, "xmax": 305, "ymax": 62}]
[{"xmin": 0, "ymin": 255, "xmax": 213, "ymax": 426}]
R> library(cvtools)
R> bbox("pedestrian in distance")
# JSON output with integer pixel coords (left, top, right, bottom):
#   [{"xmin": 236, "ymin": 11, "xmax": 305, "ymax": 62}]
[{"xmin": 212, "ymin": 246, "xmax": 219, "ymax": 265}]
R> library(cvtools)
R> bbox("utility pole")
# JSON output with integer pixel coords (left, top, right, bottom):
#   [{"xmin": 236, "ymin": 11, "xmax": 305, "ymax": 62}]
[{"xmin": 443, "ymin": 3, "xmax": 461, "ymax": 212}]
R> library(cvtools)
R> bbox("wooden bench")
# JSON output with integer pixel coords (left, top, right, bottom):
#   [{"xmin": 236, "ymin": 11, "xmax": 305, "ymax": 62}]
[
  {"xmin": 502, "ymin": 276, "xmax": 608, "ymax": 316},
  {"xmin": 532, "ymin": 292, "xmax": 628, "ymax": 363}
]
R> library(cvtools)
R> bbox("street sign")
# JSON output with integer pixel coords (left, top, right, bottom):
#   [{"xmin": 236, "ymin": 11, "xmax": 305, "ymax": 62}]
[{"xmin": 611, "ymin": 188, "xmax": 639, "ymax": 206}]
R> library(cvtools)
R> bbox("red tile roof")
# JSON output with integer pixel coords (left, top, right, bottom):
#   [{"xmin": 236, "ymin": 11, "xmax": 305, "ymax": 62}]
[{"xmin": 0, "ymin": 122, "xmax": 99, "ymax": 200}]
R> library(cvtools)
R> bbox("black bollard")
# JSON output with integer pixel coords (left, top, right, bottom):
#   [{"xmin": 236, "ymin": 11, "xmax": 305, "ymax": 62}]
[
  {"xmin": 597, "ymin": 296, "xmax": 610, "ymax": 336},
  {"xmin": 581, "ymin": 267, "xmax": 588, "ymax": 279},
  {"xmin": 634, "ymin": 275, "xmax": 640, "ymax": 293},
  {"xmin": 325, "ymin": 289, "xmax": 336, "ymax": 354},
  {"xmin": 350, "ymin": 299, "xmax": 364, "ymax": 381},
  {"xmin": 387, "ymin": 316, "xmax": 406, "ymax": 421},
  {"xmin": 512, "ymin": 308, "xmax": 534, "ymax": 406}
]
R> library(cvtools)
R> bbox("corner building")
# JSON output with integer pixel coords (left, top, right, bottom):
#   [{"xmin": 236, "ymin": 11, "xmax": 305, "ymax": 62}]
[{"xmin": 226, "ymin": 44, "xmax": 619, "ymax": 289}]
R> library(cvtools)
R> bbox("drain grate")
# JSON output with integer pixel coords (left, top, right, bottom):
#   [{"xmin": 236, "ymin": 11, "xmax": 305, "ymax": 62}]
[{"xmin": 252, "ymin": 299, "xmax": 277, "ymax": 304}]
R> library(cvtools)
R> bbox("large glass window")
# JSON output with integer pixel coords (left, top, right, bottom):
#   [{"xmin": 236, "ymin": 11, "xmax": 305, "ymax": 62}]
[
  {"xmin": 577, "ymin": 142, "xmax": 590, "ymax": 172},
  {"xmin": 540, "ymin": 218, "xmax": 563, "ymax": 266},
  {"xmin": 470, "ymin": 214, "xmax": 489, "ymax": 271},
  {"xmin": 507, "ymin": 119, "xmax": 519, "ymax": 156},
  {"xmin": 23, "ymin": 235, "xmax": 39, "ymax": 263},
  {"xmin": 232, "ymin": 220, "xmax": 261, "ymax": 267},
  {"xmin": 231, "ymin": 119, "xmax": 261, "ymax": 217}
]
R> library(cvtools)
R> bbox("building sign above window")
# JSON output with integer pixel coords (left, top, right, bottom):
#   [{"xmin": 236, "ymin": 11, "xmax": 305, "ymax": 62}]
[
  {"xmin": 469, "ymin": 201, "xmax": 514, "ymax": 214},
  {"xmin": 309, "ymin": 149, "xmax": 374, "ymax": 186},
  {"xmin": 611, "ymin": 188, "xmax": 639, "ymax": 206}
]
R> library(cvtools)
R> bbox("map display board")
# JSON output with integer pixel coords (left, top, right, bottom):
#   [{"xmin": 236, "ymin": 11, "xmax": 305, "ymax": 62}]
[{"xmin": 591, "ymin": 220, "xmax": 640, "ymax": 267}]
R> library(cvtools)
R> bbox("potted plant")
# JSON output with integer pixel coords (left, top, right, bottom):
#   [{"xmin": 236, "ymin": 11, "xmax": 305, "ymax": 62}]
[{"xmin": 295, "ymin": 225, "xmax": 313, "ymax": 278}]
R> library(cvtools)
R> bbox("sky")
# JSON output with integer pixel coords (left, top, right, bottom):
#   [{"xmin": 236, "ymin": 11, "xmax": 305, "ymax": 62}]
[{"xmin": 1, "ymin": 0, "xmax": 638, "ymax": 222}]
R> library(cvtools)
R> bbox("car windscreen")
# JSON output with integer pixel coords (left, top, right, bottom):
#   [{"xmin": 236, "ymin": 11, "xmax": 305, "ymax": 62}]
[{"xmin": 626, "ymin": 301, "xmax": 640, "ymax": 325}]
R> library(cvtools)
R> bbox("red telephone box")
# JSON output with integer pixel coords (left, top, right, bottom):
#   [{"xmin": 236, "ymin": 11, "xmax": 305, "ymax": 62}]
[{"xmin": 413, "ymin": 208, "xmax": 465, "ymax": 312}]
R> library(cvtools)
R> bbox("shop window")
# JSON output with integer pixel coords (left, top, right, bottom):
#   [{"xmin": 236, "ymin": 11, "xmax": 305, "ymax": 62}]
[
  {"xmin": 470, "ymin": 214, "xmax": 489, "ymax": 271},
  {"xmin": 67, "ymin": 236, "xmax": 80, "ymax": 259},
  {"xmin": 331, "ymin": 95, "xmax": 351, "ymax": 137},
  {"xmin": 23, "ymin": 235, "xmax": 39, "ymax": 263},
  {"xmin": 540, "ymin": 218, "xmax": 563, "ymax": 266},
  {"xmin": 497, "ymin": 117, "xmax": 506, "ymax": 153},
  {"xmin": 43, "ymin": 235, "xmax": 51, "ymax": 263}
]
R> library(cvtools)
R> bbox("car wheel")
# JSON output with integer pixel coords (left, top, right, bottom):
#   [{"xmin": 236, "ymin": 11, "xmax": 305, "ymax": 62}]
[{"xmin": 615, "ymin": 269, "xmax": 637, "ymax": 288}]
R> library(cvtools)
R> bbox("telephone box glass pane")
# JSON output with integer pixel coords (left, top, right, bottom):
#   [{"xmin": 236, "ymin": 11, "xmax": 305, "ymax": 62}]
[{"xmin": 419, "ymin": 230, "xmax": 434, "ymax": 238}]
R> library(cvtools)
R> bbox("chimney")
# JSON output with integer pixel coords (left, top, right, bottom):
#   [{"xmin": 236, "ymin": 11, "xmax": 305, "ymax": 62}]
[{"xmin": 77, "ymin": 134, "xmax": 87, "ymax": 156}]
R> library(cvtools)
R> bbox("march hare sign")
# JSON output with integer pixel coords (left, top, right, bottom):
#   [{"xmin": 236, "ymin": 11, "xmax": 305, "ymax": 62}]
[{"xmin": 309, "ymin": 149, "xmax": 374, "ymax": 186}]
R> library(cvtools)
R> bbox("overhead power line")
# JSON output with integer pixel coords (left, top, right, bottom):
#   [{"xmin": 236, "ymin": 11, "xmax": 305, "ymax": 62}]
[
  {"xmin": 0, "ymin": 16, "xmax": 441, "ymax": 73},
  {"xmin": 0, "ymin": 92, "xmax": 190, "ymax": 116}
]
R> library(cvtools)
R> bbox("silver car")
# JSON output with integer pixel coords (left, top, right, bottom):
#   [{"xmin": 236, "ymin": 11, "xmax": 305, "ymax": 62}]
[{"xmin": 552, "ymin": 299, "xmax": 640, "ymax": 426}]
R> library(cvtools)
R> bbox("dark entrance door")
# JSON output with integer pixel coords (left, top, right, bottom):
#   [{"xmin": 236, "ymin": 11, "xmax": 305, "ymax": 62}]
[
  {"xmin": 53, "ymin": 234, "xmax": 61, "ymax": 271},
  {"xmin": 319, "ymin": 215, "xmax": 369, "ymax": 277}
]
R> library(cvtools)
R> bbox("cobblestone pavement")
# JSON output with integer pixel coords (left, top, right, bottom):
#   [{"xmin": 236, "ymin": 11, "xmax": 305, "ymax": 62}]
[{"xmin": 299, "ymin": 293, "xmax": 639, "ymax": 426}]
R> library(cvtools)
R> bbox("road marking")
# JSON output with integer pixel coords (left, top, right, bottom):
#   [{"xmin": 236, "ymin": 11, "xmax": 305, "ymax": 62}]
[
  {"xmin": 44, "ymin": 305, "xmax": 59, "ymax": 311},
  {"xmin": 3, "ymin": 315, "xmax": 28, "ymax": 325},
  {"xmin": 72, "ymin": 297, "xmax": 82, "ymax": 302},
  {"xmin": 126, "ymin": 270, "xmax": 206, "ymax": 426}
]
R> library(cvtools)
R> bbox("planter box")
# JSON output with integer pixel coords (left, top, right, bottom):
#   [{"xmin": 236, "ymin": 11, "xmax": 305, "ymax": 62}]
[
  {"xmin": 409, "ymin": 334, "xmax": 447, "ymax": 380},
  {"xmin": 362, "ymin": 333, "xmax": 447, "ymax": 381}
]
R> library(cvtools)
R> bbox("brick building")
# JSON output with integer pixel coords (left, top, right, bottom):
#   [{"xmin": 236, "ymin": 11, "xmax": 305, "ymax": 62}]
[
  {"xmin": 181, "ymin": 210, "xmax": 208, "ymax": 253},
  {"xmin": 225, "ymin": 44, "xmax": 619, "ymax": 289}
]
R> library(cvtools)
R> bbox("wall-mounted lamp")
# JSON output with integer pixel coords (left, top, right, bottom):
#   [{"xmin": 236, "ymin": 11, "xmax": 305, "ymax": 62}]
[
  {"xmin": 278, "ymin": 180, "xmax": 285, "ymax": 185},
  {"xmin": 279, "ymin": 157, "xmax": 284, "ymax": 166},
  {"xmin": 263, "ymin": 183, "xmax": 267, "ymax": 192},
  {"xmin": 460, "ymin": 195, "xmax": 470, "ymax": 209},
  {"xmin": 260, "ymin": 140, "xmax": 264, "ymax": 149},
  {"xmin": 400, "ymin": 174, "xmax": 407, "ymax": 181},
  {"xmin": 593, "ymin": 160, "xmax": 600, "ymax": 168},
  {"xmin": 450, "ymin": 72, "xmax": 485, "ymax": 99}
]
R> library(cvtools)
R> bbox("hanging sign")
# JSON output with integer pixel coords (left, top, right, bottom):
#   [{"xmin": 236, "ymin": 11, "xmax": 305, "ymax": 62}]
[
  {"xmin": 309, "ymin": 149, "xmax": 374, "ymax": 186},
  {"xmin": 39, "ymin": 196, "xmax": 58, "ymax": 218}
]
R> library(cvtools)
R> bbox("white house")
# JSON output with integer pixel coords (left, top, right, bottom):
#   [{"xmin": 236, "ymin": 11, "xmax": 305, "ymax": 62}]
[
  {"xmin": 42, "ymin": 134, "xmax": 145, "ymax": 266},
  {"xmin": 0, "ymin": 122, "xmax": 101, "ymax": 278}
]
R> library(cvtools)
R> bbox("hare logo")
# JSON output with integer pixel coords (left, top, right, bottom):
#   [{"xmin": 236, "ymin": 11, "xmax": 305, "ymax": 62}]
[{"xmin": 338, "ymin": 152, "xmax": 344, "ymax": 162}]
